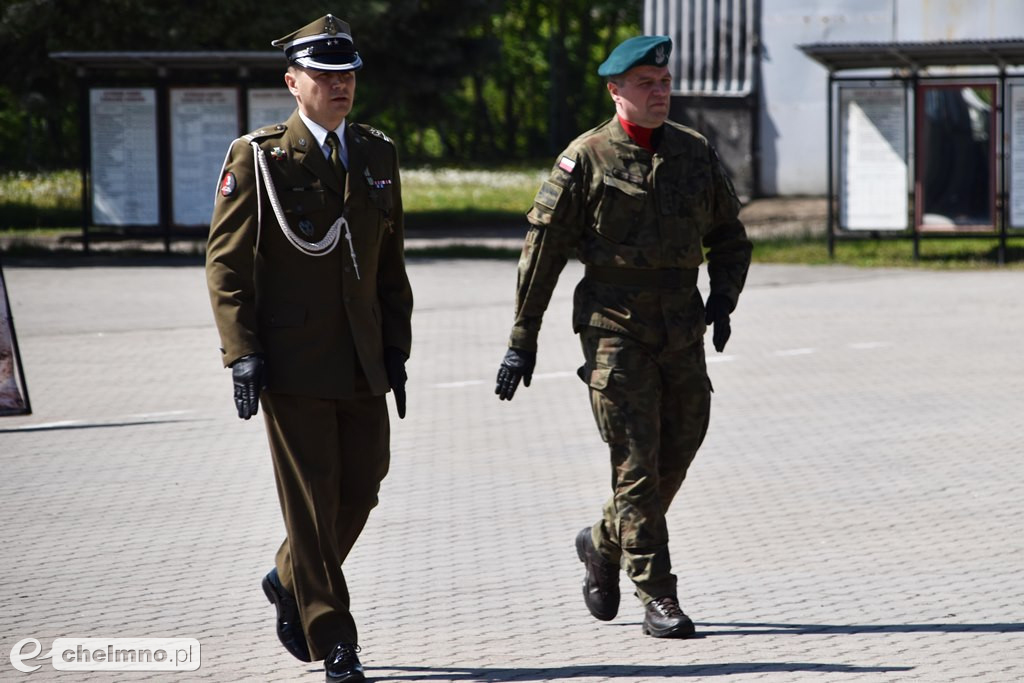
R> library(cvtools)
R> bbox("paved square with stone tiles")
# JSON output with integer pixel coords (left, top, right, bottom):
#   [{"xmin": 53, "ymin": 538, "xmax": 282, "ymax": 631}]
[{"xmin": 2, "ymin": 257, "xmax": 1022, "ymax": 681}]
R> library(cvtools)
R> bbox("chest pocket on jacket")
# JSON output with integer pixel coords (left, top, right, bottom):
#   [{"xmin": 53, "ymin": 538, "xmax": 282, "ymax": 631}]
[
  {"xmin": 280, "ymin": 187, "xmax": 327, "ymax": 216},
  {"xmin": 595, "ymin": 173, "xmax": 647, "ymax": 243},
  {"xmin": 367, "ymin": 186, "xmax": 394, "ymax": 216},
  {"xmin": 360, "ymin": 163, "xmax": 395, "ymax": 227},
  {"xmin": 345, "ymin": 188, "xmax": 391, "ymax": 247},
  {"xmin": 279, "ymin": 187, "xmax": 332, "ymax": 241},
  {"xmin": 676, "ymin": 161, "xmax": 712, "ymax": 225}
]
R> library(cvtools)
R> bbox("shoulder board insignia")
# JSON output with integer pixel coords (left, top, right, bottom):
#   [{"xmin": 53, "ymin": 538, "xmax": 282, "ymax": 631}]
[
  {"xmin": 243, "ymin": 124, "xmax": 286, "ymax": 143},
  {"xmin": 363, "ymin": 126, "xmax": 392, "ymax": 144}
]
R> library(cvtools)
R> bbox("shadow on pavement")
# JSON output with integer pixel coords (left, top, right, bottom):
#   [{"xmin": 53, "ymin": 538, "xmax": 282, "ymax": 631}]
[
  {"xmin": 696, "ymin": 621, "xmax": 1024, "ymax": 636},
  {"xmin": 0, "ymin": 418, "xmax": 200, "ymax": 434},
  {"xmin": 368, "ymin": 662, "xmax": 913, "ymax": 680}
]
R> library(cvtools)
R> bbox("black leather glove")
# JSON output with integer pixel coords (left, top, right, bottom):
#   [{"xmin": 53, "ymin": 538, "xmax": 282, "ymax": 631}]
[
  {"xmin": 704, "ymin": 294, "xmax": 733, "ymax": 353},
  {"xmin": 384, "ymin": 347, "xmax": 408, "ymax": 419},
  {"xmin": 495, "ymin": 348, "xmax": 537, "ymax": 401},
  {"xmin": 231, "ymin": 354, "xmax": 266, "ymax": 420}
]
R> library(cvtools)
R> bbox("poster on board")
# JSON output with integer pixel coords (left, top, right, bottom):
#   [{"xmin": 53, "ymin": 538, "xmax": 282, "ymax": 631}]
[
  {"xmin": 90, "ymin": 88, "xmax": 160, "ymax": 226},
  {"xmin": 839, "ymin": 86, "xmax": 909, "ymax": 231},
  {"xmin": 1011, "ymin": 84, "xmax": 1024, "ymax": 228},
  {"xmin": 170, "ymin": 88, "xmax": 239, "ymax": 226},
  {"xmin": 0, "ymin": 265, "xmax": 30, "ymax": 416},
  {"xmin": 248, "ymin": 88, "xmax": 296, "ymax": 131}
]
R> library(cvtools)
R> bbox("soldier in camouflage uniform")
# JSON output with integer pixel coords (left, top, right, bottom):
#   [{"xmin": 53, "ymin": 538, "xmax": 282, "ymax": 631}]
[{"xmin": 495, "ymin": 35, "xmax": 751, "ymax": 638}]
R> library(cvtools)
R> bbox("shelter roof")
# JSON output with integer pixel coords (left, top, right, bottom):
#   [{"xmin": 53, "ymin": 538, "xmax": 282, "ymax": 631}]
[
  {"xmin": 799, "ymin": 38, "xmax": 1024, "ymax": 72},
  {"xmin": 50, "ymin": 51, "xmax": 284, "ymax": 71}
]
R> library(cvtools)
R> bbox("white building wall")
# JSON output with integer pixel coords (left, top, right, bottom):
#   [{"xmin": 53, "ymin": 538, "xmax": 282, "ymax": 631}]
[
  {"xmin": 759, "ymin": 0, "xmax": 1024, "ymax": 195},
  {"xmin": 896, "ymin": 0, "xmax": 1024, "ymax": 41},
  {"xmin": 759, "ymin": 0, "xmax": 895, "ymax": 195}
]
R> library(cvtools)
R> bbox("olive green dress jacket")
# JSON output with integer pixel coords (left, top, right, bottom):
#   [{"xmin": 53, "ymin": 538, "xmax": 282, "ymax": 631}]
[{"xmin": 206, "ymin": 109, "xmax": 413, "ymax": 399}]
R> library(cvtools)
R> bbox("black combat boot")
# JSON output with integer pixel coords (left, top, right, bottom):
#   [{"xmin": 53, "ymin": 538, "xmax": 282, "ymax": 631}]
[
  {"xmin": 642, "ymin": 596, "xmax": 696, "ymax": 638},
  {"xmin": 575, "ymin": 526, "xmax": 620, "ymax": 621}
]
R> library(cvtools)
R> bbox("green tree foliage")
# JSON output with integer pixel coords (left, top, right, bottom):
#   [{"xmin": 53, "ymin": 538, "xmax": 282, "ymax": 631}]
[{"xmin": 0, "ymin": 0, "xmax": 640, "ymax": 169}]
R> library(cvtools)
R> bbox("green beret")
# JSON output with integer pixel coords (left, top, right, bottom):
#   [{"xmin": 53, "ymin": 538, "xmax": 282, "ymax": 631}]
[
  {"xmin": 597, "ymin": 35, "xmax": 672, "ymax": 77},
  {"xmin": 272, "ymin": 14, "xmax": 362, "ymax": 71}
]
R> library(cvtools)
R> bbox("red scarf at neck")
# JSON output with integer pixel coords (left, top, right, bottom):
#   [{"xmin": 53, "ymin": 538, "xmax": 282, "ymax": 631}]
[{"xmin": 618, "ymin": 115, "xmax": 658, "ymax": 153}]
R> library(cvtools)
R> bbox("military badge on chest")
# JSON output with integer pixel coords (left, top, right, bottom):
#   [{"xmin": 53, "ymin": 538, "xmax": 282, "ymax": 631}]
[
  {"xmin": 362, "ymin": 167, "xmax": 392, "ymax": 193},
  {"xmin": 298, "ymin": 218, "xmax": 316, "ymax": 237},
  {"xmin": 362, "ymin": 167, "xmax": 395, "ymax": 232}
]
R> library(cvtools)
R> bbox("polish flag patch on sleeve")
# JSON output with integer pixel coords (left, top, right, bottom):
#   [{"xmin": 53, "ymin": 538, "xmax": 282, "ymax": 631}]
[{"xmin": 558, "ymin": 156, "xmax": 576, "ymax": 174}]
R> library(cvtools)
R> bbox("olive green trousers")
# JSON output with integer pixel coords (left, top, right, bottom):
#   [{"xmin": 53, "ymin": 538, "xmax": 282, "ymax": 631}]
[{"xmin": 261, "ymin": 391, "xmax": 390, "ymax": 659}]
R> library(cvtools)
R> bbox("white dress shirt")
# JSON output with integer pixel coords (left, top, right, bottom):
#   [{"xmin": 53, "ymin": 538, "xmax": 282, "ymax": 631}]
[{"xmin": 298, "ymin": 111, "xmax": 348, "ymax": 170}]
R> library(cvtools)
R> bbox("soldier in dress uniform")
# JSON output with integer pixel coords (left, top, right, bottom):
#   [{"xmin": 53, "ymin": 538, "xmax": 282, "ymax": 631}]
[
  {"xmin": 206, "ymin": 14, "xmax": 412, "ymax": 682},
  {"xmin": 495, "ymin": 35, "xmax": 752, "ymax": 638}
]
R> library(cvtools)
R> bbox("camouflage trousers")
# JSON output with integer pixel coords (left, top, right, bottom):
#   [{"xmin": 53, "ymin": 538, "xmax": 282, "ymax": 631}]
[{"xmin": 579, "ymin": 325, "xmax": 712, "ymax": 604}]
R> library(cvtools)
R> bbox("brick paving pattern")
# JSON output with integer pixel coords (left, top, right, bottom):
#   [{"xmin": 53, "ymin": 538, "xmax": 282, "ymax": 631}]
[{"xmin": 1, "ymin": 259, "xmax": 1022, "ymax": 681}]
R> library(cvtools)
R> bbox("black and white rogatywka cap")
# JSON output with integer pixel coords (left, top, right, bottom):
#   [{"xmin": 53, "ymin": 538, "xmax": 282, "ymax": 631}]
[{"xmin": 272, "ymin": 14, "xmax": 363, "ymax": 72}]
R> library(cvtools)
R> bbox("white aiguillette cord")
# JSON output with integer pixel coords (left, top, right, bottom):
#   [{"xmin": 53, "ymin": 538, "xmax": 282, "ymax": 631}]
[{"xmin": 251, "ymin": 141, "xmax": 360, "ymax": 277}]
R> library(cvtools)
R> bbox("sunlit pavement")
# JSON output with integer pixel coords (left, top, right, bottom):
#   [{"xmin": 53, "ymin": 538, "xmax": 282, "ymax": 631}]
[{"xmin": 2, "ymin": 258, "xmax": 1022, "ymax": 681}]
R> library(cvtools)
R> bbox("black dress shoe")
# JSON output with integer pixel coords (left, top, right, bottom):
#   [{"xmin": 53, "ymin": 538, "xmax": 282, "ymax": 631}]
[
  {"xmin": 261, "ymin": 568, "xmax": 311, "ymax": 662},
  {"xmin": 575, "ymin": 526, "xmax": 620, "ymax": 621},
  {"xmin": 324, "ymin": 643, "xmax": 365, "ymax": 682},
  {"xmin": 642, "ymin": 596, "xmax": 696, "ymax": 638}
]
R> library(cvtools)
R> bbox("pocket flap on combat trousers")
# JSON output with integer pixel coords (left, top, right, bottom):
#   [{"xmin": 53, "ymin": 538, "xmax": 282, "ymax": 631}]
[{"xmin": 584, "ymin": 365, "xmax": 612, "ymax": 390}]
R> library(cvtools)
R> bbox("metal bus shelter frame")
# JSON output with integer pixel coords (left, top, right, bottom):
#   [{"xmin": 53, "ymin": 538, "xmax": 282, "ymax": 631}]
[
  {"xmin": 50, "ymin": 52, "xmax": 287, "ymax": 254},
  {"xmin": 800, "ymin": 39, "xmax": 1024, "ymax": 263}
]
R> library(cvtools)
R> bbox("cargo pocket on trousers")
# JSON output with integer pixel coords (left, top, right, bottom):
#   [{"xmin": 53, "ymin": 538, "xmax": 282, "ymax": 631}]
[{"xmin": 586, "ymin": 366, "xmax": 626, "ymax": 444}]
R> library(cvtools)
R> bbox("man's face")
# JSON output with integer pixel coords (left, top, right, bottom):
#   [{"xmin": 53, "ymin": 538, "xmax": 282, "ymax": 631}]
[
  {"xmin": 284, "ymin": 66, "xmax": 356, "ymax": 130},
  {"xmin": 608, "ymin": 65, "xmax": 672, "ymax": 128}
]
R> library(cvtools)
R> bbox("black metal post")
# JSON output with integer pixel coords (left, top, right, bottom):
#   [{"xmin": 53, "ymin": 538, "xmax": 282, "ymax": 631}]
[
  {"xmin": 79, "ymin": 71, "xmax": 91, "ymax": 254},
  {"xmin": 911, "ymin": 73, "xmax": 920, "ymax": 262},
  {"xmin": 999, "ymin": 69, "xmax": 1007, "ymax": 265},
  {"xmin": 238, "ymin": 68, "xmax": 251, "ymax": 139},
  {"xmin": 156, "ymin": 71, "xmax": 172, "ymax": 253},
  {"xmin": 827, "ymin": 71, "xmax": 835, "ymax": 258}
]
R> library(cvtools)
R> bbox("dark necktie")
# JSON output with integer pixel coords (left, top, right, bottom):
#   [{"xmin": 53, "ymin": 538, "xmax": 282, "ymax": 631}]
[{"xmin": 325, "ymin": 131, "xmax": 346, "ymax": 188}]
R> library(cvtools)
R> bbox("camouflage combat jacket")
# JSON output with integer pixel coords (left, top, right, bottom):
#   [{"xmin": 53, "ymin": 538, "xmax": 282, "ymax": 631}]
[{"xmin": 508, "ymin": 117, "xmax": 752, "ymax": 352}]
